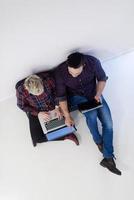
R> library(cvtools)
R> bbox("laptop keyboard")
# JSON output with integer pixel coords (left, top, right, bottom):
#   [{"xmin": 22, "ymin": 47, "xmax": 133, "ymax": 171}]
[{"xmin": 45, "ymin": 118, "xmax": 66, "ymax": 130}]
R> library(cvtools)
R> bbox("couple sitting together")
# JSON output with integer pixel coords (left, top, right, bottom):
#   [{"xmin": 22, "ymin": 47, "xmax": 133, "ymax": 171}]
[{"xmin": 16, "ymin": 52, "xmax": 121, "ymax": 175}]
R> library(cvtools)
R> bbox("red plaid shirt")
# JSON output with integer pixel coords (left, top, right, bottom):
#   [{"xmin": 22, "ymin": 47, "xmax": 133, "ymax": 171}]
[{"xmin": 16, "ymin": 72, "xmax": 58, "ymax": 116}]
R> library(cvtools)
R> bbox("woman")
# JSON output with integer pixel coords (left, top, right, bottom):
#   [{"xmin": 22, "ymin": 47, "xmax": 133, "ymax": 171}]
[{"xmin": 16, "ymin": 71, "xmax": 79, "ymax": 146}]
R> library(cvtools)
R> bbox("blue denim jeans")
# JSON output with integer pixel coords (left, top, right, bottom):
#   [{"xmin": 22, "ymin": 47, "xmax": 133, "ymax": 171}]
[{"xmin": 68, "ymin": 95, "xmax": 114, "ymax": 158}]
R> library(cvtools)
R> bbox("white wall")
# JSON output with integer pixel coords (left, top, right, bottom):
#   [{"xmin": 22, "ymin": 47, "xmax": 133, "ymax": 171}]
[
  {"xmin": 103, "ymin": 51, "xmax": 134, "ymax": 156},
  {"xmin": 0, "ymin": 0, "xmax": 134, "ymax": 102}
]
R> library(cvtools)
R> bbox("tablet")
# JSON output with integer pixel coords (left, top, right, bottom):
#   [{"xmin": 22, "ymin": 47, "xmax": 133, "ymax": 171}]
[{"xmin": 78, "ymin": 99, "xmax": 103, "ymax": 113}]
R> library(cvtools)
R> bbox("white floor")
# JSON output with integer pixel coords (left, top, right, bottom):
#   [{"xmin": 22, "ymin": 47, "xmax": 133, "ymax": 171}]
[
  {"xmin": 0, "ymin": 95, "xmax": 134, "ymax": 200},
  {"xmin": 0, "ymin": 52, "xmax": 134, "ymax": 200}
]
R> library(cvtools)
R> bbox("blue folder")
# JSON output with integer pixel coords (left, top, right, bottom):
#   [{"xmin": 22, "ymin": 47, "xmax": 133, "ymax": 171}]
[{"xmin": 46, "ymin": 126, "xmax": 76, "ymax": 141}]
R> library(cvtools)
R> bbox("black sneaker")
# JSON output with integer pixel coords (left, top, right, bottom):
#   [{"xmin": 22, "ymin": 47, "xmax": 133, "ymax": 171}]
[
  {"xmin": 96, "ymin": 143, "xmax": 103, "ymax": 153},
  {"xmin": 100, "ymin": 158, "xmax": 122, "ymax": 176}
]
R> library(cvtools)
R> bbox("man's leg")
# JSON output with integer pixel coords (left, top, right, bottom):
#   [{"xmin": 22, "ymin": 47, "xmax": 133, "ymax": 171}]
[
  {"xmin": 84, "ymin": 110, "xmax": 103, "ymax": 145},
  {"xmin": 68, "ymin": 95, "xmax": 121, "ymax": 175},
  {"xmin": 97, "ymin": 97, "xmax": 121, "ymax": 175},
  {"xmin": 97, "ymin": 97, "xmax": 114, "ymax": 158},
  {"xmin": 68, "ymin": 95, "xmax": 88, "ymax": 111},
  {"xmin": 68, "ymin": 95, "xmax": 103, "ymax": 145}
]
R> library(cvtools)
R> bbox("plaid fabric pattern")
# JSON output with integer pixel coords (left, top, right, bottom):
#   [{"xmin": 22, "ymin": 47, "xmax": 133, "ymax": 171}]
[{"xmin": 16, "ymin": 72, "xmax": 57, "ymax": 116}]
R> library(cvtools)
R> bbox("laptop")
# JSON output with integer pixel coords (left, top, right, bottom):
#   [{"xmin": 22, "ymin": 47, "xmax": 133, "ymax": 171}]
[
  {"xmin": 38, "ymin": 110, "xmax": 76, "ymax": 141},
  {"xmin": 78, "ymin": 99, "xmax": 103, "ymax": 113}
]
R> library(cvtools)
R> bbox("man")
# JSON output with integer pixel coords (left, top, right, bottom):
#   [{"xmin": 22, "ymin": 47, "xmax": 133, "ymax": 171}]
[
  {"xmin": 16, "ymin": 71, "xmax": 79, "ymax": 147},
  {"xmin": 55, "ymin": 52, "xmax": 121, "ymax": 175}
]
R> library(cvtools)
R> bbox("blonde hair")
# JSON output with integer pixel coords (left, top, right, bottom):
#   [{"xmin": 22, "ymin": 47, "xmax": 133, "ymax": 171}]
[{"xmin": 24, "ymin": 75, "xmax": 44, "ymax": 95}]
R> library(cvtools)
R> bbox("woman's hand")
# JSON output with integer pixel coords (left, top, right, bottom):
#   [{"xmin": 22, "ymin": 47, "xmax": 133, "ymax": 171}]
[
  {"xmin": 54, "ymin": 107, "xmax": 63, "ymax": 120},
  {"xmin": 55, "ymin": 107, "xmax": 63, "ymax": 119},
  {"xmin": 38, "ymin": 111, "xmax": 50, "ymax": 122}
]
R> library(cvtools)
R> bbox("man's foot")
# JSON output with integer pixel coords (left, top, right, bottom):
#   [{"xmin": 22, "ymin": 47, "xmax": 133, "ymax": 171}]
[
  {"xmin": 96, "ymin": 142, "xmax": 103, "ymax": 153},
  {"xmin": 64, "ymin": 133, "xmax": 79, "ymax": 145},
  {"xmin": 100, "ymin": 158, "xmax": 122, "ymax": 176}
]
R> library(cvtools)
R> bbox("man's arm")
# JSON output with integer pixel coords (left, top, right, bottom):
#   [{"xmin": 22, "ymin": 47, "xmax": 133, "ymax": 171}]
[
  {"xmin": 94, "ymin": 59, "xmax": 108, "ymax": 101},
  {"xmin": 95, "ymin": 81, "xmax": 106, "ymax": 102},
  {"xmin": 54, "ymin": 67, "xmax": 74, "ymax": 126},
  {"xmin": 59, "ymin": 100, "xmax": 74, "ymax": 126}
]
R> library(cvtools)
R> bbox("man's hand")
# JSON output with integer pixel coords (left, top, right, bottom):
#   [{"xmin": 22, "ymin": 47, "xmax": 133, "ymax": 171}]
[
  {"xmin": 59, "ymin": 100, "xmax": 74, "ymax": 126},
  {"xmin": 95, "ymin": 81, "xmax": 106, "ymax": 102},
  {"xmin": 94, "ymin": 95, "xmax": 101, "ymax": 102},
  {"xmin": 65, "ymin": 115, "xmax": 75, "ymax": 127},
  {"xmin": 38, "ymin": 111, "xmax": 50, "ymax": 122}
]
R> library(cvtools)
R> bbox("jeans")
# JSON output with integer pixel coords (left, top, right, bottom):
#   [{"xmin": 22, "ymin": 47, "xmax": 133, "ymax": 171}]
[{"xmin": 68, "ymin": 95, "xmax": 114, "ymax": 158}]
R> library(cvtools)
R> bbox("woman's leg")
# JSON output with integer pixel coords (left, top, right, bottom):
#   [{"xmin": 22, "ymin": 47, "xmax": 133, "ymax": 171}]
[{"xmin": 28, "ymin": 113, "xmax": 47, "ymax": 146}]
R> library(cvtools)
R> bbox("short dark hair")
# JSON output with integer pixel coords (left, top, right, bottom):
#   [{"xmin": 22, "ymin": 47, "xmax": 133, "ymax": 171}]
[{"xmin": 67, "ymin": 52, "xmax": 83, "ymax": 68}]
